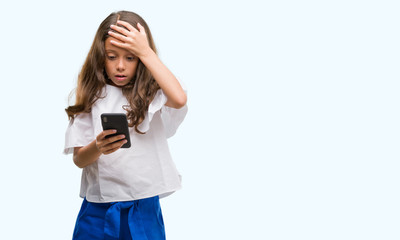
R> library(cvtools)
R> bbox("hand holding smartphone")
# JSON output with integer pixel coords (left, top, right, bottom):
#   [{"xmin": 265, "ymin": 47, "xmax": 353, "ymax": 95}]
[{"xmin": 101, "ymin": 113, "xmax": 131, "ymax": 148}]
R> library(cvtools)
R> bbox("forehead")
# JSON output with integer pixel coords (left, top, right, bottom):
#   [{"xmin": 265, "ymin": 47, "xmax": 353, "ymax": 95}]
[{"xmin": 104, "ymin": 37, "xmax": 132, "ymax": 54}]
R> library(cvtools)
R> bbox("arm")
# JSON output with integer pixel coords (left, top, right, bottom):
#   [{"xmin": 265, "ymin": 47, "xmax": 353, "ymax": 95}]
[
  {"xmin": 109, "ymin": 21, "xmax": 187, "ymax": 109},
  {"xmin": 73, "ymin": 130, "xmax": 127, "ymax": 168},
  {"xmin": 73, "ymin": 141, "xmax": 101, "ymax": 168},
  {"xmin": 139, "ymin": 50, "xmax": 187, "ymax": 109}
]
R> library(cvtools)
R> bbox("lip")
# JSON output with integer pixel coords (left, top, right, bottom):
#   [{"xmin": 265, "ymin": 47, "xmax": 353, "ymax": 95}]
[{"xmin": 115, "ymin": 75, "xmax": 127, "ymax": 81}]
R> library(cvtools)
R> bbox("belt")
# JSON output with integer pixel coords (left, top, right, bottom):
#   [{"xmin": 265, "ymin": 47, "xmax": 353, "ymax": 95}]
[{"xmin": 104, "ymin": 200, "xmax": 149, "ymax": 240}]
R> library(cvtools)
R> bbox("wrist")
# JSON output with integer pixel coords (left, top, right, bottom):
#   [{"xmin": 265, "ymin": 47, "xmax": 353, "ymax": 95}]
[
  {"xmin": 138, "ymin": 47, "xmax": 156, "ymax": 60},
  {"xmin": 91, "ymin": 140, "xmax": 102, "ymax": 155}
]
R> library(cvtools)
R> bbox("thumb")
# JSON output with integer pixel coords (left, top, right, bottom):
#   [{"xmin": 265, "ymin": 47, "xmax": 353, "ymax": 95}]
[{"xmin": 137, "ymin": 22, "xmax": 146, "ymax": 33}]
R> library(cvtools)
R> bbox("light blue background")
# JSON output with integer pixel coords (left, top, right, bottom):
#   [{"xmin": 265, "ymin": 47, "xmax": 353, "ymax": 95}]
[{"xmin": 0, "ymin": 0, "xmax": 399, "ymax": 239}]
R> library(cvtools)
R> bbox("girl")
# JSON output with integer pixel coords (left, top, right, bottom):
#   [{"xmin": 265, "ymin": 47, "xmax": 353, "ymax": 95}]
[{"xmin": 64, "ymin": 11, "xmax": 187, "ymax": 240}]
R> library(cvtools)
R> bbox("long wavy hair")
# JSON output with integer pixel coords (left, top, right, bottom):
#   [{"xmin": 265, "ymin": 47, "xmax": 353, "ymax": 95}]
[{"xmin": 65, "ymin": 11, "xmax": 159, "ymax": 134}]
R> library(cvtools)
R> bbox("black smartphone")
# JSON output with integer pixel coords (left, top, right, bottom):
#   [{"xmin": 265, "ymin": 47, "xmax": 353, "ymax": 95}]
[{"xmin": 101, "ymin": 113, "xmax": 131, "ymax": 148}]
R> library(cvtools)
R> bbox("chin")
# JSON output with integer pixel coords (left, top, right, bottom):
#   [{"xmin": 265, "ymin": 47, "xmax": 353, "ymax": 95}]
[{"xmin": 111, "ymin": 80, "xmax": 130, "ymax": 87}]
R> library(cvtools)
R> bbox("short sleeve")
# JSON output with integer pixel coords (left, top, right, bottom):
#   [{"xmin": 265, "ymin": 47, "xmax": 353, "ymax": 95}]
[
  {"xmin": 63, "ymin": 112, "xmax": 94, "ymax": 154},
  {"xmin": 160, "ymin": 102, "xmax": 188, "ymax": 138},
  {"xmin": 138, "ymin": 84, "xmax": 188, "ymax": 138}
]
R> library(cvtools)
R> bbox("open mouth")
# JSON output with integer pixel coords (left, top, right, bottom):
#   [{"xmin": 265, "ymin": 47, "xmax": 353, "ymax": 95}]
[{"xmin": 115, "ymin": 74, "xmax": 127, "ymax": 81}]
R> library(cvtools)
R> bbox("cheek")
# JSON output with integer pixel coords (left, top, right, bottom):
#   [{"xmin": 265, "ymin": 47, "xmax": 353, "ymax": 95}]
[
  {"xmin": 129, "ymin": 62, "xmax": 139, "ymax": 74},
  {"xmin": 104, "ymin": 61, "xmax": 113, "ymax": 74}
]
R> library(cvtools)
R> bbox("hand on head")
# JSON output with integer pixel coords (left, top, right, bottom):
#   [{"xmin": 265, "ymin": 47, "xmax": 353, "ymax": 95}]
[{"xmin": 108, "ymin": 20, "xmax": 152, "ymax": 58}]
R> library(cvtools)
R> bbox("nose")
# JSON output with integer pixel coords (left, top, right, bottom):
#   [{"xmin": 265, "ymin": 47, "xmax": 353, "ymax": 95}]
[{"xmin": 116, "ymin": 58, "xmax": 125, "ymax": 71}]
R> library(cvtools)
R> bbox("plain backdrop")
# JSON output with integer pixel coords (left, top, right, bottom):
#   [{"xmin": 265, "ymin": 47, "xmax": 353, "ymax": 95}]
[{"xmin": 0, "ymin": 0, "xmax": 399, "ymax": 239}]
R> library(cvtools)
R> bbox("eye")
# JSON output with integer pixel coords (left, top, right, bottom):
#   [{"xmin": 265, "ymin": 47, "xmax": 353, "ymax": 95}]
[
  {"xmin": 127, "ymin": 56, "xmax": 136, "ymax": 61},
  {"xmin": 107, "ymin": 55, "xmax": 116, "ymax": 60}
]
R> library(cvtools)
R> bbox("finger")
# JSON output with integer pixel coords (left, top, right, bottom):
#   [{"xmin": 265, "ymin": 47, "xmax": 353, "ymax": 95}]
[
  {"xmin": 103, "ymin": 145, "xmax": 119, "ymax": 155},
  {"xmin": 108, "ymin": 32, "xmax": 129, "ymax": 43},
  {"xmin": 137, "ymin": 22, "xmax": 146, "ymax": 33},
  {"xmin": 106, "ymin": 140, "xmax": 126, "ymax": 150},
  {"xmin": 109, "ymin": 39, "xmax": 130, "ymax": 49},
  {"xmin": 103, "ymin": 140, "xmax": 127, "ymax": 155},
  {"xmin": 101, "ymin": 136, "xmax": 125, "ymax": 153},
  {"xmin": 105, "ymin": 134, "xmax": 126, "ymax": 145},
  {"xmin": 110, "ymin": 24, "xmax": 130, "ymax": 37},
  {"xmin": 96, "ymin": 131, "xmax": 120, "ymax": 150},
  {"xmin": 97, "ymin": 129, "xmax": 117, "ymax": 141},
  {"xmin": 117, "ymin": 20, "xmax": 138, "ymax": 32}
]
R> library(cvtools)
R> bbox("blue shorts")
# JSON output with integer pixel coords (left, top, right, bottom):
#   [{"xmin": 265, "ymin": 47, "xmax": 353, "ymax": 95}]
[{"xmin": 73, "ymin": 196, "xmax": 166, "ymax": 240}]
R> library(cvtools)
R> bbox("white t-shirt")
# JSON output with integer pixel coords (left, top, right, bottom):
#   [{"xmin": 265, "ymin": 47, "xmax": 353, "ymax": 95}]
[{"xmin": 64, "ymin": 84, "xmax": 188, "ymax": 203}]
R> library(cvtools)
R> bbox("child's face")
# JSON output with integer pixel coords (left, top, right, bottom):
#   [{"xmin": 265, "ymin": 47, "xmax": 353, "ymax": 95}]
[{"xmin": 104, "ymin": 37, "xmax": 139, "ymax": 87}]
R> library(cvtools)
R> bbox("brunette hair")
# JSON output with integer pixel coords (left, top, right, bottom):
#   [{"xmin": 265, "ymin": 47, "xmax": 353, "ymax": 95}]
[{"xmin": 65, "ymin": 11, "xmax": 159, "ymax": 134}]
